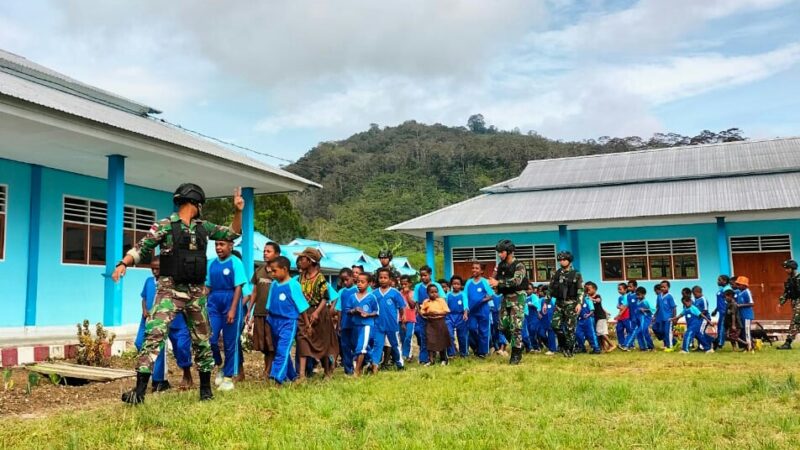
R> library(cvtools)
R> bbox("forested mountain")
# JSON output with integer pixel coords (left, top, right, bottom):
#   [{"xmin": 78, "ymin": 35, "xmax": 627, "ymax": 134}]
[{"xmin": 207, "ymin": 117, "xmax": 745, "ymax": 269}]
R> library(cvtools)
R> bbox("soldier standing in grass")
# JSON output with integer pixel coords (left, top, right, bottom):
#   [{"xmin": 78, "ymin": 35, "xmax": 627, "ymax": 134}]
[
  {"xmin": 488, "ymin": 239, "xmax": 528, "ymax": 365},
  {"xmin": 549, "ymin": 251, "xmax": 583, "ymax": 358},
  {"xmin": 113, "ymin": 183, "xmax": 244, "ymax": 404},
  {"xmin": 778, "ymin": 259, "xmax": 800, "ymax": 350}
]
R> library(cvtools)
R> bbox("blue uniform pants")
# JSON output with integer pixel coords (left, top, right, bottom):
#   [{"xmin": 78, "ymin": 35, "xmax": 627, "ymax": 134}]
[
  {"xmin": 539, "ymin": 310, "xmax": 558, "ymax": 352},
  {"xmin": 696, "ymin": 320, "xmax": 713, "ymax": 350},
  {"xmin": 339, "ymin": 328, "xmax": 355, "ymax": 375},
  {"xmin": 653, "ymin": 320, "xmax": 674, "ymax": 348},
  {"xmin": 491, "ymin": 310, "xmax": 507, "ymax": 350},
  {"xmin": 371, "ymin": 328, "xmax": 404, "ymax": 367},
  {"xmin": 625, "ymin": 317, "xmax": 654, "ymax": 350},
  {"xmin": 401, "ymin": 322, "xmax": 415, "ymax": 359},
  {"xmin": 468, "ymin": 314, "xmax": 491, "ymax": 356},
  {"xmin": 616, "ymin": 318, "xmax": 632, "ymax": 345},
  {"xmin": 716, "ymin": 315, "xmax": 726, "ymax": 348},
  {"xmin": 576, "ymin": 317, "xmax": 600, "ymax": 352},
  {"xmin": 267, "ymin": 315, "xmax": 297, "ymax": 384},
  {"xmin": 446, "ymin": 313, "xmax": 469, "ymax": 357},
  {"xmin": 415, "ymin": 317, "xmax": 429, "ymax": 363},
  {"xmin": 208, "ymin": 292, "xmax": 242, "ymax": 378},
  {"xmin": 526, "ymin": 312, "xmax": 541, "ymax": 351},
  {"xmin": 136, "ymin": 314, "xmax": 192, "ymax": 383}
]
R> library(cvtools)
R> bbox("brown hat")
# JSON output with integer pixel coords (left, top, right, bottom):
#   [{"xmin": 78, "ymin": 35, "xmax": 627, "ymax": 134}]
[
  {"xmin": 294, "ymin": 247, "xmax": 322, "ymax": 264},
  {"xmin": 735, "ymin": 276, "xmax": 750, "ymax": 287}
]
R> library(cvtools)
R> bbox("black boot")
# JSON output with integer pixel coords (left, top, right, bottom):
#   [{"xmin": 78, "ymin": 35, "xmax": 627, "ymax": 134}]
[
  {"xmin": 199, "ymin": 371, "xmax": 214, "ymax": 401},
  {"xmin": 152, "ymin": 380, "xmax": 172, "ymax": 393},
  {"xmin": 121, "ymin": 372, "xmax": 150, "ymax": 404},
  {"xmin": 777, "ymin": 338, "xmax": 793, "ymax": 350},
  {"xmin": 510, "ymin": 347, "xmax": 523, "ymax": 365}
]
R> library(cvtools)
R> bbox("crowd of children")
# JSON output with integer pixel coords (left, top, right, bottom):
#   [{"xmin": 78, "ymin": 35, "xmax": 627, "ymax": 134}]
[{"xmin": 135, "ymin": 242, "xmax": 767, "ymax": 391}]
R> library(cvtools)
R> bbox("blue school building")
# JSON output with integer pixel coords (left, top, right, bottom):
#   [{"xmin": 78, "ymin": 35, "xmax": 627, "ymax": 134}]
[
  {"xmin": 389, "ymin": 137, "xmax": 800, "ymax": 323},
  {"xmin": 0, "ymin": 49, "xmax": 318, "ymax": 350}
]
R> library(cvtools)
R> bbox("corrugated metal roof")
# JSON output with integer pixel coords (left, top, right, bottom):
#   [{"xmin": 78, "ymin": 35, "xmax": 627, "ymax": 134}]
[
  {"xmin": 0, "ymin": 53, "xmax": 319, "ymax": 191},
  {"xmin": 484, "ymin": 137, "xmax": 800, "ymax": 193},
  {"xmin": 389, "ymin": 171, "xmax": 800, "ymax": 233}
]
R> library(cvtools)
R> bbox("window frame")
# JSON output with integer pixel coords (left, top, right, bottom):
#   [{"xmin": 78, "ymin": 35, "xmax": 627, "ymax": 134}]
[
  {"xmin": 598, "ymin": 238, "xmax": 699, "ymax": 281},
  {"xmin": 450, "ymin": 244, "xmax": 556, "ymax": 283}
]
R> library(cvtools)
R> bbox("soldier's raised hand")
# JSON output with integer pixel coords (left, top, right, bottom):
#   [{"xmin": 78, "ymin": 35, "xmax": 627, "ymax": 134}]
[{"xmin": 233, "ymin": 187, "xmax": 245, "ymax": 211}]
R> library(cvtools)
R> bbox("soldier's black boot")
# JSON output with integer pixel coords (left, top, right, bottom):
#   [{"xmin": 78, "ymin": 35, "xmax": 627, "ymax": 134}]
[
  {"xmin": 510, "ymin": 347, "xmax": 522, "ymax": 365},
  {"xmin": 199, "ymin": 371, "xmax": 214, "ymax": 401},
  {"xmin": 121, "ymin": 371, "xmax": 150, "ymax": 404},
  {"xmin": 777, "ymin": 338, "xmax": 793, "ymax": 350}
]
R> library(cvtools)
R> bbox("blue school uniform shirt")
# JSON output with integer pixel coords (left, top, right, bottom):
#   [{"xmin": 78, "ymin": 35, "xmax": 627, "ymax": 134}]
[
  {"xmin": 627, "ymin": 294, "xmax": 640, "ymax": 322},
  {"xmin": 491, "ymin": 294, "xmax": 504, "ymax": 312},
  {"xmin": 579, "ymin": 297, "xmax": 594, "ymax": 319},
  {"xmin": 335, "ymin": 286, "xmax": 358, "ymax": 330},
  {"xmin": 413, "ymin": 281, "xmax": 446, "ymax": 303},
  {"xmin": 528, "ymin": 294, "xmax": 542, "ymax": 312},
  {"xmin": 465, "ymin": 277, "xmax": 494, "ymax": 318},
  {"xmin": 350, "ymin": 291, "xmax": 379, "ymax": 327},
  {"xmin": 141, "ymin": 276, "xmax": 157, "ymax": 311},
  {"xmin": 205, "ymin": 255, "xmax": 250, "ymax": 295},
  {"xmin": 655, "ymin": 292, "xmax": 676, "ymax": 322},
  {"xmin": 446, "ymin": 290, "xmax": 468, "ymax": 315},
  {"xmin": 266, "ymin": 278, "xmax": 310, "ymax": 319},
  {"xmin": 678, "ymin": 304, "xmax": 704, "ymax": 329},
  {"xmin": 716, "ymin": 286, "xmax": 728, "ymax": 316},
  {"xmin": 374, "ymin": 287, "xmax": 406, "ymax": 332},
  {"xmin": 636, "ymin": 298, "xmax": 653, "ymax": 318},
  {"xmin": 737, "ymin": 288, "xmax": 755, "ymax": 320}
]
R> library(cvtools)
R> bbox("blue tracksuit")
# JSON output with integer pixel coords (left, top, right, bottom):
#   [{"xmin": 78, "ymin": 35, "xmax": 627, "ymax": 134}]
[
  {"xmin": 714, "ymin": 285, "xmax": 728, "ymax": 347},
  {"xmin": 526, "ymin": 294, "xmax": 541, "ymax": 351},
  {"xmin": 265, "ymin": 278, "xmax": 309, "ymax": 384},
  {"xmin": 351, "ymin": 291, "xmax": 379, "ymax": 357},
  {"xmin": 465, "ymin": 277, "xmax": 493, "ymax": 357},
  {"xmin": 615, "ymin": 293, "xmax": 633, "ymax": 345},
  {"xmin": 206, "ymin": 256, "xmax": 249, "ymax": 378},
  {"xmin": 653, "ymin": 292, "xmax": 676, "ymax": 348},
  {"xmin": 371, "ymin": 287, "xmax": 406, "ymax": 367},
  {"xmin": 490, "ymin": 294, "xmax": 508, "ymax": 350},
  {"xmin": 693, "ymin": 296, "xmax": 713, "ymax": 350},
  {"xmin": 539, "ymin": 298, "xmax": 558, "ymax": 352},
  {"xmin": 135, "ymin": 277, "xmax": 192, "ymax": 383},
  {"xmin": 446, "ymin": 290, "xmax": 469, "ymax": 357},
  {"xmin": 678, "ymin": 304, "xmax": 709, "ymax": 352},
  {"xmin": 413, "ymin": 281, "xmax": 445, "ymax": 364},
  {"xmin": 335, "ymin": 285, "xmax": 357, "ymax": 374},
  {"xmin": 737, "ymin": 288, "xmax": 755, "ymax": 345},
  {"xmin": 575, "ymin": 297, "xmax": 600, "ymax": 352},
  {"xmin": 625, "ymin": 297, "xmax": 654, "ymax": 350}
]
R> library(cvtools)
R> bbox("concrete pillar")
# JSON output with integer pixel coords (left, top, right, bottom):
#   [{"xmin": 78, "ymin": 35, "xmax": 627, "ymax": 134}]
[
  {"xmin": 426, "ymin": 231, "xmax": 435, "ymax": 279},
  {"xmin": 104, "ymin": 155, "xmax": 125, "ymax": 326},
  {"xmin": 242, "ymin": 187, "xmax": 255, "ymax": 281},
  {"xmin": 716, "ymin": 216, "xmax": 731, "ymax": 276}
]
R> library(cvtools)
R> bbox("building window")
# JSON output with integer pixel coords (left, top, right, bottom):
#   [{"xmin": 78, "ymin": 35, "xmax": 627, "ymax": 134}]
[
  {"xmin": 511, "ymin": 244, "xmax": 557, "ymax": 283},
  {"xmin": 0, "ymin": 185, "xmax": 6, "ymax": 260},
  {"xmin": 62, "ymin": 196, "xmax": 156, "ymax": 266},
  {"xmin": 730, "ymin": 235, "xmax": 791, "ymax": 253},
  {"xmin": 600, "ymin": 238, "xmax": 698, "ymax": 281},
  {"xmin": 452, "ymin": 246, "xmax": 496, "ymax": 262}
]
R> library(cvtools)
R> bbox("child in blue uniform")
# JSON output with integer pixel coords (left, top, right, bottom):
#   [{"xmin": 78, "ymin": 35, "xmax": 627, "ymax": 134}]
[
  {"xmin": 734, "ymin": 276, "xmax": 755, "ymax": 352},
  {"xmin": 614, "ymin": 283, "xmax": 632, "ymax": 346},
  {"xmin": 539, "ymin": 287, "xmax": 558, "ymax": 355},
  {"xmin": 135, "ymin": 256, "xmax": 193, "ymax": 392},
  {"xmin": 371, "ymin": 268, "xmax": 406, "ymax": 371},
  {"xmin": 206, "ymin": 239, "xmax": 250, "ymax": 391},
  {"xmin": 692, "ymin": 286, "xmax": 713, "ymax": 351},
  {"xmin": 412, "ymin": 266, "xmax": 445, "ymax": 364},
  {"xmin": 622, "ymin": 286, "xmax": 654, "ymax": 351},
  {"xmin": 465, "ymin": 263, "xmax": 494, "ymax": 358},
  {"xmin": 653, "ymin": 280, "xmax": 676, "ymax": 352},
  {"xmin": 575, "ymin": 282, "xmax": 601, "ymax": 354},
  {"xmin": 446, "ymin": 276, "xmax": 470, "ymax": 358},
  {"xmin": 334, "ymin": 268, "xmax": 357, "ymax": 375},
  {"xmin": 673, "ymin": 295, "xmax": 713, "ymax": 353},
  {"xmin": 712, "ymin": 275, "xmax": 730, "ymax": 349},
  {"xmin": 350, "ymin": 272, "xmax": 379, "ymax": 376},
  {"xmin": 265, "ymin": 256, "xmax": 310, "ymax": 384},
  {"xmin": 490, "ymin": 292, "xmax": 508, "ymax": 356},
  {"xmin": 525, "ymin": 285, "xmax": 541, "ymax": 353}
]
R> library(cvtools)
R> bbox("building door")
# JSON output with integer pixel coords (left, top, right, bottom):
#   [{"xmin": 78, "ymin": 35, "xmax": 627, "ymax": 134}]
[
  {"xmin": 730, "ymin": 235, "xmax": 792, "ymax": 321},
  {"xmin": 451, "ymin": 247, "xmax": 497, "ymax": 281},
  {"xmin": 453, "ymin": 261, "xmax": 496, "ymax": 281}
]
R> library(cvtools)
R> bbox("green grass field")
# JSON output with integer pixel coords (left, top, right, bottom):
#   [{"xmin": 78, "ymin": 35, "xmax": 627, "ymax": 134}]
[{"xmin": 3, "ymin": 348, "xmax": 800, "ymax": 449}]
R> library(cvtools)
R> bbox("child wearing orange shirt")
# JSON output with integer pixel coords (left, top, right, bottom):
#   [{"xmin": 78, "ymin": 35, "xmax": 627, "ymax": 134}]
[{"xmin": 421, "ymin": 284, "xmax": 451, "ymax": 366}]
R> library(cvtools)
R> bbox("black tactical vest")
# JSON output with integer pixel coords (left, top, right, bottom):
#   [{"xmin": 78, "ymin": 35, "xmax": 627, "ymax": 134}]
[
  {"xmin": 551, "ymin": 268, "xmax": 579, "ymax": 300},
  {"xmin": 496, "ymin": 260, "xmax": 529, "ymax": 295},
  {"xmin": 159, "ymin": 219, "xmax": 208, "ymax": 285}
]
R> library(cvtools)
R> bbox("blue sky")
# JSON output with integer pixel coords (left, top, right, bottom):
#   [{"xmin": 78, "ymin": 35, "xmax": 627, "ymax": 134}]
[{"xmin": 1, "ymin": 0, "xmax": 799, "ymax": 166}]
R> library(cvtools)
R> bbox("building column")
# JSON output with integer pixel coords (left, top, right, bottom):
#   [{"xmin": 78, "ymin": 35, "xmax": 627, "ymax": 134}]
[
  {"xmin": 443, "ymin": 235, "xmax": 452, "ymax": 280},
  {"xmin": 104, "ymin": 155, "xmax": 125, "ymax": 326},
  {"xmin": 24, "ymin": 165, "xmax": 43, "ymax": 327},
  {"xmin": 716, "ymin": 216, "xmax": 731, "ymax": 276},
  {"xmin": 425, "ymin": 231, "xmax": 435, "ymax": 279},
  {"xmin": 242, "ymin": 187, "xmax": 255, "ymax": 281},
  {"xmin": 558, "ymin": 224, "xmax": 569, "ymax": 252}
]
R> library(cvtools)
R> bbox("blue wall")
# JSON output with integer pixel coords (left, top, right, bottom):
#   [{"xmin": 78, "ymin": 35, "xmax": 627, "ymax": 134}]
[
  {"xmin": 445, "ymin": 220, "xmax": 798, "ymax": 316},
  {"xmin": 0, "ymin": 159, "xmax": 32, "ymax": 327},
  {"xmin": 0, "ymin": 160, "xmax": 173, "ymax": 328}
]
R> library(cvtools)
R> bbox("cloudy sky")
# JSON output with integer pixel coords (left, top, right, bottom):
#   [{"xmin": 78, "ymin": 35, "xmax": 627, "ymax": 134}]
[{"xmin": 1, "ymin": 0, "xmax": 799, "ymax": 164}]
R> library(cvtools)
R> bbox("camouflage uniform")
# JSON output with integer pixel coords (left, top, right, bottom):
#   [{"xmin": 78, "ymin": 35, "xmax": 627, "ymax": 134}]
[
  {"xmin": 779, "ymin": 271, "xmax": 800, "ymax": 339},
  {"xmin": 127, "ymin": 212, "xmax": 240, "ymax": 374},
  {"xmin": 495, "ymin": 258, "xmax": 528, "ymax": 349},
  {"xmin": 549, "ymin": 266, "xmax": 584, "ymax": 354}
]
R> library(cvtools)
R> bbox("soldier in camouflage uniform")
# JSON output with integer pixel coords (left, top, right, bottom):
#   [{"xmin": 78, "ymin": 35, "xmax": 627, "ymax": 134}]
[
  {"xmin": 778, "ymin": 259, "xmax": 800, "ymax": 350},
  {"xmin": 549, "ymin": 251, "xmax": 583, "ymax": 358},
  {"xmin": 489, "ymin": 240, "xmax": 528, "ymax": 365},
  {"xmin": 112, "ymin": 184, "xmax": 244, "ymax": 404},
  {"xmin": 375, "ymin": 249, "xmax": 402, "ymax": 284}
]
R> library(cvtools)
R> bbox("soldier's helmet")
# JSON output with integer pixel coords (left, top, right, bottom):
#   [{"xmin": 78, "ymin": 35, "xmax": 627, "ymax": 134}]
[
  {"xmin": 378, "ymin": 249, "xmax": 393, "ymax": 260},
  {"xmin": 783, "ymin": 259, "xmax": 798, "ymax": 270},
  {"xmin": 557, "ymin": 251, "xmax": 574, "ymax": 262},
  {"xmin": 495, "ymin": 239, "xmax": 515, "ymax": 253},
  {"xmin": 173, "ymin": 183, "xmax": 206, "ymax": 207}
]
